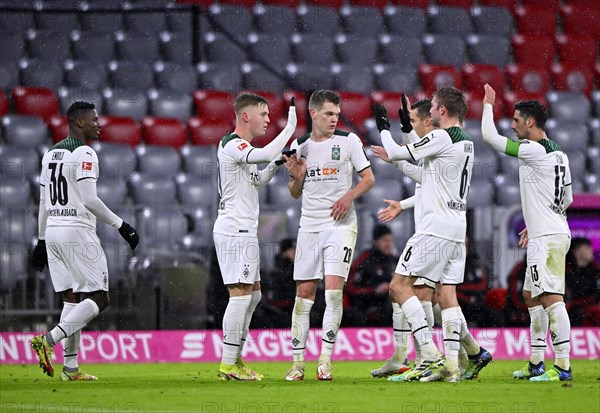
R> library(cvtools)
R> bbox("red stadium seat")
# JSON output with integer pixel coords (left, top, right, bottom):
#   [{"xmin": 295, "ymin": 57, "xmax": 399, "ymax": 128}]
[
  {"xmin": 99, "ymin": 116, "xmax": 141, "ymax": 146},
  {"xmin": 0, "ymin": 90, "xmax": 8, "ymax": 116},
  {"xmin": 48, "ymin": 115, "xmax": 68, "ymax": 144},
  {"xmin": 505, "ymin": 63, "xmax": 550, "ymax": 94},
  {"xmin": 595, "ymin": 63, "xmax": 600, "ymax": 87},
  {"xmin": 283, "ymin": 90, "xmax": 308, "ymax": 128},
  {"xmin": 551, "ymin": 63, "xmax": 594, "ymax": 96},
  {"xmin": 12, "ymin": 87, "xmax": 58, "ymax": 122},
  {"xmin": 555, "ymin": 34, "xmax": 598, "ymax": 67},
  {"xmin": 349, "ymin": 0, "xmax": 387, "ymax": 8},
  {"xmin": 514, "ymin": 6, "xmax": 557, "ymax": 36},
  {"xmin": 218, "ymin": 0, "xmax": 257, "ymax": 6},
  {"xmin": 142, "ymin": 117, "xmax": 187, "ymax": 148},
  {"xmin": 262, "ymin": 0, "xmax": 301, "ymax": 6},
  {"xmin": 485, "ymin": 288, "xmax": 507, "ymax": 312},
  {"xmin": 521, "ymin": 0, "xmax": 560, "ymax": 12},
  {"xmin": 561, "ymin": 3, "xmax": 600, "ymax": 39},
  {"xmin": 419, "ymin": 64, "xmax": 462, "ymax": 93},
  {"xmin": 188, "ymin": 118, "xmax": 232, "ymax": 146},
  {"xmin": 371, "ymin": 92, "xmax": 403, "ymax": 120},
  {"xmin": 511, "ymin": 34, "xmax": 554, "ymax": 66},
  {"xmin": 478, "ymin": 0, "xmax": 516, "ymax": 9},
  {"xmin": 436, "ymin": 0, "xmax": 474, "ymax": 8},
  {"xmin": 337, "ymin": 91, "xmax": 371, "ymax": 126},
  {"xmin": 462, "ymin": 64, "xmax": 505, "ymax": 94},
  {"xmin": 307, "ymin": 0, "xmax": 343, "ymax": 7},
  {"xmin": 464, "ymin": 91, "xmax": 504, "ymax": 119},
  {"xmin": 175, "ymin": 0, "xmax": 213, "ymax": 6},
  {"xmin": 503, "ymin": 91, "xmax": 548, "ymax": 113},
  {"xmin": 390, "ymin": 0, "xmax": 429, "ymax": 8},
  {"xmin": 193, "ymin": 90, "xmax": 235, "ymax": 124}
]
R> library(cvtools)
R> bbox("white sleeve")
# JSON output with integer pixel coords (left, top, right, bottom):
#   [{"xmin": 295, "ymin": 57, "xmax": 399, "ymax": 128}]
[
  {"xmin": 402, "ymin": 129, "xmax": 421, "ymax": 145},
  {"xmin": 349, "ymin": 133, "xmax": 371, "ymax": 172},
  {"xmin": 253, "ymin": 159, "xmax": 280, "ymax": 188},
  {"xmin": 405, "ymin": 130, "xmax": 450, "ymax": 161},
  {"xmin": 482, "ymin": 103, "xmax": 511, "ymax": 154},
  {"xmin": 381, "ymin": 130, "xmax": 413, "ymax": 161},
  {"xmin": 399, "ymin": 195, "xmax": 416, "ymax": 210},
  {"xmin": 78, "ymin": 179, "xmax": 123, "ymax": 228},
  {"xmin": 245, "ymin": 105, "xmax": 297, "ymax": 164},
  {"xmin": 393, "ymin": 160, "xmax": 422, "ymax": 184},
  {"xmin": 37, "ymin": 186, "xmax": 48, "ymax": 240}
]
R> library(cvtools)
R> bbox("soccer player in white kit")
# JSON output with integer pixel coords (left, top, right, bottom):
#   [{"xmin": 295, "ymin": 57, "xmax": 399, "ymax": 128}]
[
  {"xmin": 30, "ymin": 101, "xmax": 139, "ymax": 380},
  {"xmin": 214, "ymin": 93, "xmax": 297, "ymax": 380},
  {"xmin": 284, "ymin": 90, "xmax": 375, "ymax": 381},
  {"xmin": 481, "ymin": 84, "xmax": 573, "ymax": 382},
  {"xmin": 372, "ymin": 87, "xmax": 492, "ymax": 382}
]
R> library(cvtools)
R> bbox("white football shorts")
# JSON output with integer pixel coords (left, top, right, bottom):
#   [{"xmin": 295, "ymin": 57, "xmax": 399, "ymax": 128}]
[
  {"xmin": 523, "ymin": 233, "xmax": 570, "ymax": 298},
  {"xmin": 214, "ymin": 233, "xmax": 260, "ymax": 285}
]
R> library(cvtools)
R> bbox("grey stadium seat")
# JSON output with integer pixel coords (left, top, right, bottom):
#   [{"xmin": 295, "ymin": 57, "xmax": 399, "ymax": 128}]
[
  {"xmin": 379, "ymin": 35, "xmax": 423, "ymax": 67},
  {"xmin": 80, "ymin": 12, "xmax": 124, "ymax": 34},
  {"xmin": 335, "ymin": 34, "xmax": 378, "ymax": 65},
  {"xmin": 154, "ymin": 61, "xmax": 197, "ymax": 94},
  {"xmin": 19, "ymin": 59, "xmax": 63, "ymax": 89},
  {"xmin": 0, "ymin": 62, "xmax": 20, "ymax": 92},
  {"xmin": 129, "ymin": 174, "xmax": 177, "ymax": 206},
  {"xmin": 124, "ymin": 11, "xmax": 168, "ymax": 35},
  {"xmin": 179, "ymin": 145, "xmax": 218, "ymax": 179},
  {"xmin": 545, "ymin": 119, "xmax": 589, "ymax": 152},
  {"xmin": 292, "ymin": 33, "xmax": 336, "ymax": 65},
  {"xmin": 467, "ymin": 180, "xmax": 494, "ymax": 208},
  {"xmin": 332, "ymin": 64, "xmax": 374, "ymax": 95},
  {"xmin": 0, "ymin": 177, "xmax": 31, "ymax": 208},
  {"xmin": 248, "ymin": 34, "xmax": 292, "ymax": 67},
  {"xmin": 148, "ymin": 88, "xmax": 193, "ymax": 122},
  {"xmin": 592, "ymin": 91, "xmax": 600, "ymax": 117},
  {"xmin": 471, "ymin": 6, "xmax": 513, "ymax": 37},
  {"xmin": 547, "ymin": 92, "xmax": 591, "ymax": 122},
  {"xmin": 297, "ymin": 5, "xmax": 340, "ymax": 35},
  {"xmin": 253, "ymin": 4, "xmax": 297, "ymax": 35},
  {"xmin": 27, "ymin": 30, "xmax": 71, "ymax": 62},
  {"xmin": 494, "ymin": 175, "xmax": 521, "ymax": 206},
  {"xmin": 206, "ymin": 4, "xmax": 254, "ymax": 41},
  {"xmin": 91, "ymin": 141, "xmax": 137, "ymax": 181},
  {"xmin": 423, "ymin": 34, "xmax": 466, "ymax": 67},
  {"xmin": 96, "ymin": 178, "xmax": 128, "ymax": 210},
  {"xmin": 384, "ymin": 6, "xmax": 426, "ymax": 37},
  {"xmin": 109, "ymin": 61, "xmax": 156, "ymax": 91},
  {"xmin": 197, "ymin": 62, "xmax": 242, "ymax": 92},
  {"xmin": 0, "ymin": 145, "xmax": 39, "ymax": 181},
  {"xmin": 361, "ymin": 179, "xmax": 403, "ymax": 210},
  {"xmin": 177, "ymin": 173, "xmax": 217, "ymax": 209},
  {"xmin": 136, "ymin": 145, "xmax": 181, "ymax": 178},
  {"xmin": 587, "ymin": 147, "xmax": 600, "ymax": 175},
  {"xmin": 0, "ymin": 209, "xmax": 36, "ymax": 243},
  {"xmin": 0, "ymin": 11, "xmax": 34, "ymax": 35},
  {"xmin": 466, "ymin": 34, "xmax": 510, "ymax": 67},
  {"xmin": 428, "ymin": 6, "xmax": 472, "ymax": 35},
  {"xmin": 1, "ymin": 115, "xmax": 48, "ymax": 148},
  {"xmin": 471, "ymin": 143, "xmax": 498, "ymax": 182},
  {"xmin": 203, "ymin": 32, "xmax": 247, "ymax": 64},
  {"xmin": 241, "ymin": 63, "xmax": 286, "ymax": 93},
  {"xmin": 286, "ymin": 64, "xmax": 334, "ymax": 92},
  {"xmin": 590, "ymin": 118, "xmax": 600, "ymax": 146},
  {"xmin": 268, "ymin": 181, "xmax": 302, "ymax": 208},
  {"xmin": 341, "ymin": 5, "xmax": 384, "ymax": 36},
  {"xmin": 58, "ymin": 86, "xmax": 104, "ymax": 115},
  {"xmin": 565, "ymin": 151, "xmax": 586, "ymax": 182},
  {"xmin": 71, "ymin": 31, "xmax": 115, "ymax": 63},
  {"xmin": 64, "ymin": 60, "xmax": 110, "ymax": 90},
  {"xmin": 584, "ymin": 173, "xmax": 600, "ymax": 193},
  {"xmin": 137, "ymin": 207, "xmax": 189, "ymax": 248},
  {"xmin": 103, "ymin": 87, "xmax": 148, "ymax": 120},
  {"xmin": 373, "ymin": 64, "xmax": 419, "ymax": 94},
  {"xmin": 115, "ymin": 32, "xmax": 161, "ymax": 63},
  {"xmin": 160, "ymin": 32, "xmax": 194, "ymax": 65},
  {"xmin": 36, "ymin": 11, "xmax": 80, "ymax": 33},
  {"xmin": 0, "ymin": 33, "xmax": 25, "ymax": 62}
]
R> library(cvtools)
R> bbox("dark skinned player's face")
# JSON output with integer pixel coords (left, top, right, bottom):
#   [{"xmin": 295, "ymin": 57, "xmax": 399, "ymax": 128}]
[{"xmin": 80, "ymin": 109, "xmax": 100, "ymax": 141}]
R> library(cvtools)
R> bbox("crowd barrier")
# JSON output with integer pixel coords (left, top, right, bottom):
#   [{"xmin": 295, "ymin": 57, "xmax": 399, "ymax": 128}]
[{"xmin": 2, "ymin": 327, "xmax": 598, "ymax": 364}]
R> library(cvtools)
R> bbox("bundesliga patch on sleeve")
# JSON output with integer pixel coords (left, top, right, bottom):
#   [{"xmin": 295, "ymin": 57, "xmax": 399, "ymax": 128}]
[
  {"xmin": 82, "ymin": 161, "xmax": 93, "ymax": 171},
  {"xmin": 237, "ymin": 142, "xmax": 248, "ymax": 151}
]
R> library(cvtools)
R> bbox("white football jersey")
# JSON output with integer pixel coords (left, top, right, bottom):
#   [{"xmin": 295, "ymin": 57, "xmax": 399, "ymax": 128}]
[
  {"xmin": 511, "ymin": 139, "xmax": 572, "ymax": 239},
  {"xmin": 407, "ymin": 127, "xmax": 474, "ymax": 242},
  {"xmin": 413, "ymin": 182, "xmax": 422, "ymax": 232},
  {"xmin": 214, "ymin": 133, "xmax": 262, "ymax": 236},
  {"xmin": 40, "ymin": 137, "xmax": 100, "ymax": 229},
  {"xmin": 290, "ymin": 130, "xmax": 371, "ymax": 233}
]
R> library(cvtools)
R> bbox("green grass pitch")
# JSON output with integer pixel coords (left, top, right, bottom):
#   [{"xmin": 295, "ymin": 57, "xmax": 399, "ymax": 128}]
[{"xmin": 1, "ymin": 360, "xmax": 598, "ymax": 413}]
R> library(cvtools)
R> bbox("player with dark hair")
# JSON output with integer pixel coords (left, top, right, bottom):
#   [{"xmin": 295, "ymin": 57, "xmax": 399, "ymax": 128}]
[
  {"xmin": 482, "ymin": 84, "xmax": 573, "ymax": 382},
  {"xmin": 31, "ymin": 101, "xmax": 139, "ymax": 381}
]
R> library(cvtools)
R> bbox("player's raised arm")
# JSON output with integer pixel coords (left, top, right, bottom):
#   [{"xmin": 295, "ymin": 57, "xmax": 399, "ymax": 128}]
[
  {"xmin": 481, "ymin": 84, "xmax": 512, "ymax": 154},
  {"xmin": 245, "ymin": 98, "xmax": 297, "ymax": 164}
]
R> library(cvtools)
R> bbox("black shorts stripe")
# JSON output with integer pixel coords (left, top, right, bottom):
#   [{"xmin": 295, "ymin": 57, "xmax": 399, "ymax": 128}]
[
  {"xmin": 413, "ymin": 325, "xmax": 428, "ymax": 334},
  {"xmin": 223, "ymin": 342, "xmax": 240, "ymax": 347},
  {"xmin": 553, "ymin": 340, "xmax": 570, "ymax": 346},
  {"xmin": 322, "ymin": 338, "xmax": 336, "ymax": 344},
  {"xmin": 443, "ymin": 339, "xmax": 461, "ymax": 342},
  {"xmin": 292, "ymin": 347, "xmax": 306, "ymax": 351},
  {"xmin": 393, "ymin": 329, "xmax": 411, "ymax": 332}
]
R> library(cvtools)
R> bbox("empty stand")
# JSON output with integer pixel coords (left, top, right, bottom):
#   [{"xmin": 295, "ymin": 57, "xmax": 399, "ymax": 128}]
[
  {"xmin": 12, "ymin": 87, "xmax": 58, "ymax": 122},
  {"xmin": 147, "ymin": 89, "xmax": 193, "ymax": 122},
  {"xmin": 1, "ymin": 114, "xmax": 48, "ymax": 148},
  {"xmin": 141, "ymin": 117, "xmax": 188, "ymax": 148},
  {"xmin": 98, "ymin": 116, "xmax": 142, "ymax": 146}
]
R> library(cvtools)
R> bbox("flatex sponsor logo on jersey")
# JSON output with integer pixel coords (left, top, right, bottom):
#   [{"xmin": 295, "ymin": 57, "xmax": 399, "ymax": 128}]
[{"xmin": 305, "ymin": 162, "xmax": 339, "ymax": 182}]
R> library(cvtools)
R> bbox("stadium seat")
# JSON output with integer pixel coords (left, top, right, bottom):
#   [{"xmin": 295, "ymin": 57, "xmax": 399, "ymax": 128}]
[
  {"xmin": 179, "ymin": 144, "xmax": 218, "ymax": 178},
  {"xmin": 64, "ymin": 60, "xmax": 110, "ymax": 90},
  {"xmin": 511, "ymin": 34, "xmax": 554, "ymax": 66},
  {"xmin": 154, "ymin": 62, "xmax": 197, "ymax": 94},
  {"xmin": 197, "ymin": 62, "xmax": 242, "ymax": 92},
  {"xmin": 471, "ymin": 142, "xmax": 499, "ymax": 182},
  {"xmin": 253, "ymin": 4, "xmax": 298, "ymax": 35},
  {"xmin": 584, "ymin": 173, "xmax": 600, "ymax": 193},
  {"xmin": 192, "ymin": 90, "xmax": 235, "ymax": 124},
  {"xmin": 297, "ymin": 5, "xmax": 340, "ymax": 35},
  {"xmin": 136, "ymin": 144, "xmax": 182, "ymax": 177},
  {"xmin": 291, "ymin": 33, "xmax": 336, "ymax": 65},
  {"xmin": 203, "ymin": 33, "xmax": 247, "ymax": 64},
  {"xmin": 551, "ymin": 63, "xmax": 593, "ymax": 97},
  {"xmin": 336, "ymin": 91, "xmax": 371, "ymax": 128},
  {"xmin": 147, "ymin": 89, "xmax": 193, "ymax": 122},
  {"xmin": 505, "ymin": 64, "xmax": 550, "ymax": 94},
  {"xmin": 262, "ymin": 0, "xmax": 300, "ymax": 5},
  {"xmin": 470, "ymin": 6, "xmax": 513, "ymax": 36},
  {"xmin": 57, "ymin": 86, "xmax": 103, "ymax": 115},
  {"xmin": 514, "ymin": 5, "xmax": 557, "ymax": 36},
  {"xmin": 437, "ymin": 0, "xmax": 473, "ymax": 7},
  {"xmin": 91, "ymin": 141, "xmax": 137, "ymax": 181},
  {"xmin": 0, "ymin": 33, "xmax": 25, "ymax": 62},
  {"xmin": 27, "ymin": 30, "xmax": 71, "ymax": 62},
  {"xmin": 109, "ymin": 61, "xmax": 155, "ymax": 91},
  {"xmin": 370, "ymin": 92, "xmax": 404, "ymax": 120},
  {"xmin": 379, "ymin": 34, "xmax": 422, "ymax": 67},
  {"xmin": 177, "ymin": 173, "xmax": 217, "ymax": 209},
  {"xmin": 521, "ymin": 0, "xmax": 560, "ymax": 12},
  {"xmin": 503, "ymin": 91, "xmax": 547, "ymax": 112},
  {"xmin": 247, "ymin": 34, "xmax": 292, "ymax": 67},
  {"xmin": 423, "ymin": 34, "xmax": 466, "ymax": 67},
  {"xmin": 565, "ymin": 152, "xmax": 586, "ymax": 182},
  {"xmin": 467, "ymin": 180, "xmax": 494, "ymax": 207},
  {"xmin": 1, "ymin": 114, "xmax": 48, "ymax": 149},
  {"xmin": 546, "ymin": 91, "xmax": 591, "ymax": 122},
  {"xmin": 98, "ymin": 116, "xmax": 142, "ymax": 146},
  {"xmin": 561, "ymin": 3, "xmax": 600, "ymax": 40},
  {"xmin": 160, "ymin": 32, "xmax": 194, "ymax": 64},
  {"xmin": 464, "ymin": 91, "xmax": 504, "ymax": 120},
  {"xmin": 373, "ymin": 64, "xmax": 419, "ymax": 94},
  {"xmin": 115, "ymin": 32, "xmax": 161, "ymax": 63},
  {"xmin": 0, "ymin": 62, "xmax": 20, "ymax": 93},
  {"xmin": 71, "ymin": 31, "xmax": 116, "ymax": 63},
  {"xmin": 80, "ymin": 11, "xmax": 124, "ymax": 33},
  {"xmin": 340, "ymin": 5, "xmax": 384, "ymax": 36},
  {"xmin": 268, "ymin": 181, "xmax": 302, "ymax": 208},
  {"xmin": 588, "ymin": 146, "xmax": 600, "ymax": 175},
  {"xmin": 188, "ymin": 118, "xmax": 232, "ymax": 146},
  {"xmin": 286, "ymin": 63, "xmax": 334, "ymax": 92},
  {"xmin": 138, "ymin": 207, "xmax": 189, "ymax": 248},
  {"xmin": 19, "ymin": 59, "xmax": 63, "ymax": 90},
  {"xmin": 0, "ymin": 90, "xmax": 8, "ymax": 116},
  {"xmin": 361, "ymin": 179, "xmax": 403, "ymax": 210},
  {"xmin": 96, "ymin": 178, "xmax": 128, "ymax": 210},
  {"xmin": 12, "ymin": 87, "xmax": 58, "ymax": 123},
  {"xmin": 555, "ymin": 34, "xmax": 598, "ymax": 67},
  {"xmin": 332, "ymin": 64, "xmax": 374, "ymax": 95},
  {"xmin": 141, "ymin": 117, "xmax": 188, "ymax": 148},
  {"xmin": 335, "ymin": 34, "xmax": 378, "ymax": 65},
  {"xmin": 103, "ymin": 87, "xmax": 149, "ymax": 120},
  {"xmin": 494, "ymin": 175, "xmax": 520, "ymax": 206},
  {"xmin": 48, "ymin": 115, "xmax": 68, "ymax": 143},
  {"xmin": 283, "ymin": 90, "xmax": 308, "ymax": 128},
  {"xmin": 466, "ymin": 34, "xmax": 510, "ymax": 67},
  {"xmin": 462, "ymin": 64, "xmax": 505, "ymax": 95},
  {"xmin": 419, "ymin": 64, "xmax": 462, "ymax": 93},
  {"xmin": 242, "ymin": 63, "xmax": 287, "ymax": 93},
  {"xmin": 124, "ymin": 10, "xmax": 168, "ymax": 34},
  {"xmin": 35, "ymin": 9, "xmax": 79, "ymax": 32},
  {"xmin": 390, "ymin": 0, "xmax": 428, "ymax": 7},
  {"xmin": 428, "ymin": 6, "xmax": 472, "ymax": 35},
  {"xmin": 383, "ymin": 6, "xmax": 427, "ymax": 36},
  {"xmin": 545, "ymin": 119, "xmax": 590, "ymax": 153},
  {"xmin": 0, "ymin": 11, "xmax": 34, "ymax": 35},
  {"xmin": 462, "ymin": 119, "xmax": 483, "ymax": 141},
  {"xmin": 478, "ymin": 0, "xmax": 516, "ymax": 8},
  {"xmin": 206, "ymin": 4, "xmax": 255, "ymax": 40},
  {"xmin": 0, "ymin": 177, "xmax": 31, "ymax": 208},
  {"xmin": 0, "ymin": 145, "xmax": 39, "ymax": 182}
]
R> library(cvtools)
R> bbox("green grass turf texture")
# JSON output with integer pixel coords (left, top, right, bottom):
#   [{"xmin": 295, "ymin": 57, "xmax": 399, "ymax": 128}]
[{"xmin": 1, "ymin": 360, "xmax": 598, "ymax": 413}]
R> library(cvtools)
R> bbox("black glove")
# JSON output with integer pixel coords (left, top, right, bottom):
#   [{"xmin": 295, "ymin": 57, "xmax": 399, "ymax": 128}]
[
  {"xmin": 31, "ymin": 239, "xmax": 48, "ymax": 271},
  {"xmin": 289, "ymin": 96, "xmax": 295, "ymax": 106},
  {"xmin": 399, "ymin": 94, "xmax": 413, "ymax": 133},
  {"xmin": 118, "ymin": 221, "xmax": 139, "ymax": 250},
  {"xmin": 371, "ymin": 103, "xmax": 390, "ymax": 132},
  {"xmin": 275, "ymin": 149, "xmax": 297, "ymax": 166}
]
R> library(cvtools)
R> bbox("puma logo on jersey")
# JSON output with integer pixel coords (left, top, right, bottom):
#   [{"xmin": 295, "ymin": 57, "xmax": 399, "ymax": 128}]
[{"xmin": 86, "ymin": 151, "xmax": 92, "ymax": 156}]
